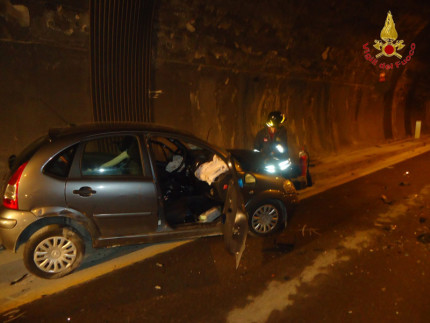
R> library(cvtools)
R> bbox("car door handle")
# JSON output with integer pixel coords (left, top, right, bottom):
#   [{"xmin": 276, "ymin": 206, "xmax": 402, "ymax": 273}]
[{"xmin": 73, "ymin": 186, "xmax": 97, "ymax": 197}]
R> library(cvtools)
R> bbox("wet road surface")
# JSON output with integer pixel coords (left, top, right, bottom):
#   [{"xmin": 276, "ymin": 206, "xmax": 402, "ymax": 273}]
[{"xmin": 2, "ymin": 152, "xmax": 430, "ymax": 322}]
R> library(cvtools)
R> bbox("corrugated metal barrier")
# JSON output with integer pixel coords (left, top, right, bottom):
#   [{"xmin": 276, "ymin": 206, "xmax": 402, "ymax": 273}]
[{"xmin": 90, "ymin": 0, "xmax": 154, "ymax": 122}]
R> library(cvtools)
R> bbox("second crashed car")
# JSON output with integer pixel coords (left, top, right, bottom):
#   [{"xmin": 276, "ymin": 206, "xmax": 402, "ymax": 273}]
[{"xmin": 228, "ymin": 149, "xmax": 298, "ymax": 236}]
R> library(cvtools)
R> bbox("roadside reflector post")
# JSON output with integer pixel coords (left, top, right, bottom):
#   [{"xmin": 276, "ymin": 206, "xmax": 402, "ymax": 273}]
[{"xmin": 415, "ymin": 121, "xmax": 422, "ymax": 139}]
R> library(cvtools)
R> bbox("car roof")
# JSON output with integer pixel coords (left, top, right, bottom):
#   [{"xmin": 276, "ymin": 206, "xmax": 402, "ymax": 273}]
[
  {"xmin": 48, "ymin": 122, "xmax": 199, "ymax": 141},
  {"xmin": 46, "ymin": 122, "xmax": 229, "ymax": 157}
]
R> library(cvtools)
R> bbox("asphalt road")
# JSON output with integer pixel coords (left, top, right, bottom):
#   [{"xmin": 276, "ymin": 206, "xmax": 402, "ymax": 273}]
[{"xmin": 2, "ymin": 152, "xmax": 430, "ymax": 323}]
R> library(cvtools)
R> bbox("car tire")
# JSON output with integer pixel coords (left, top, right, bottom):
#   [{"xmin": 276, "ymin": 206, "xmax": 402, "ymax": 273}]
[
  {"xmin": 23, "ymin": 225, "xmax": 85, "ymax": 279},
  {"xmin": 247, "ymin": 200, "xmax": 285, "ymax": 236}
]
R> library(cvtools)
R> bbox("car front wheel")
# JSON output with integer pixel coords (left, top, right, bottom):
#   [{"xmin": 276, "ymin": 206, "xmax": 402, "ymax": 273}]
[
  {"xmin": 248, "ymin": 200, "xmax": 285, "ymax": 236},
  {"xmin": 23, "ymin": 225, "xmax": 85, "ymax": 279}
]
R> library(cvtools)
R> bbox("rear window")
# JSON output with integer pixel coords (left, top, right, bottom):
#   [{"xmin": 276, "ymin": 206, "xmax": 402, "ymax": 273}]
[
  {"xmin": 43, "ymin": 145, "xmax": 77, "ymax": 178},
  {"xmin": 11, "ymin": 135, "xmax": 49, "ymax": 173}
]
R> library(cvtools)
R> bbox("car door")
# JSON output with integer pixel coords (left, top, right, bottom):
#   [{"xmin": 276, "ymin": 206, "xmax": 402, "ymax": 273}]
[
  {"xmin": 222, "ymin": 154, "xmax": 248, "ymax": 268},
  {"xmin": 65, "ymin": 134, "xmax": 158, "ymax": 239},
  {"xmin": 154, "ymin": 134, "xmax": 248, "ymax": 266}
]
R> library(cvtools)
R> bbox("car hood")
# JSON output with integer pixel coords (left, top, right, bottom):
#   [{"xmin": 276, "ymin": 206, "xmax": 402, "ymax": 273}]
[{"xmin": 228, "ymin": 149, "xmax": 266, "ymax": 173}]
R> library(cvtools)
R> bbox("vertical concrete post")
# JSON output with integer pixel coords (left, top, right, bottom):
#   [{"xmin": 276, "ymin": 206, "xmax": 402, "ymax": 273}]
[{"xmin": 415, "ymin": 121, "xmax": 422, "ymax": 139}]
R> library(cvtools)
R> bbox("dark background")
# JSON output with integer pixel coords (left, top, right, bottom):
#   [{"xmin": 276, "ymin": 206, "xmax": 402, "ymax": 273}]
[{"xmin": 1, "ymin": 0, "xmax": 430, "ymax": 176}]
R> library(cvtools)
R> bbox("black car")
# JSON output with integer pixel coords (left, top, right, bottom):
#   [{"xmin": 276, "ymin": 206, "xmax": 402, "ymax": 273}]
[{"xmin": 229, "ymin": 149, "xmax": 298, "ymax": 235}]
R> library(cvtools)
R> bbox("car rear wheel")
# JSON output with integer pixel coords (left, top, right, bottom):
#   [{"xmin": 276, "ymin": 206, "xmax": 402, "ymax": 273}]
[
  {"xmin": 23, "ymin": 225, "xmax": 85, "ymax": 279},
  {"xmin": 248, "ymin": 200, "xmax": 285, "ymax": 236}
]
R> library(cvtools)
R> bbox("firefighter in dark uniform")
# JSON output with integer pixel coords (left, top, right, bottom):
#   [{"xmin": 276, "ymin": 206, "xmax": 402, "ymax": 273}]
[
  {"xmin": 254, "ymin": 111, "xmax": 312, "ymax": 188},
  {"xmin": 254, "ymin": 111, "xmax": 288, "ymax": 157}
]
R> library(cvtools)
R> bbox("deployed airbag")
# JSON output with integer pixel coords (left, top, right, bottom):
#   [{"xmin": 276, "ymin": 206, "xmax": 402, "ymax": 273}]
[{"xmin": 194, "ymin": 154, "xmax": 228, "ymax": 185}]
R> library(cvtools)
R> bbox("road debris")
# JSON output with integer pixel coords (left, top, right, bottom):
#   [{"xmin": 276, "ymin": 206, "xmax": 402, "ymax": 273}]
[
  {"xmin": 185, "ymin": 20, "xmax": 196, "ymax": 32},
  {"xmin": 374, "ymin": 221, "xmax": 397, "ymax": 232},
  {"xmin": 155, "ymin": 285, "xmax": 162, "ymax": 290},
  {"xmin": 417, "ymin": 233, "xmax": 430, "ymax": 244},
  {"xmin": 10, "ymin": 273, "xmax": 29, "ymax": 286},
  {"xmin": 299, "ymin": 224, "xmax": 321, "ymax": 237},
  {"xmin": 381, "ymin": 194, "xmax": 393, "ymax": 204},
  {"xmin": 156, "ymin": 262, "xmax": 164, "ymax": 268}
]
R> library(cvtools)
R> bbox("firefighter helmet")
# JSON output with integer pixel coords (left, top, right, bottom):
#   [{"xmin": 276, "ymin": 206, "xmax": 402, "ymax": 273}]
[{"xmin": 266, "ymin": 111, "xmax": 285, "ymax": 128}]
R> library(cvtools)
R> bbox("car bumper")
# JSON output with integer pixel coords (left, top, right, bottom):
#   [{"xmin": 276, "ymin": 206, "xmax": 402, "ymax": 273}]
[
  {"xmin": 283, "ymin": 179, "xmax": 299, "ymax": 204},
  {"xmin": 0, "ymin": 207, "xmax": 37, "ymax": 250}
]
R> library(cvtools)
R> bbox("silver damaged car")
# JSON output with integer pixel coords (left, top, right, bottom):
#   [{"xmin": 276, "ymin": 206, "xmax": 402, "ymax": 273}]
[{"xmin": 0, "ymin": 123, "xmax": 297, "ymax": 279}]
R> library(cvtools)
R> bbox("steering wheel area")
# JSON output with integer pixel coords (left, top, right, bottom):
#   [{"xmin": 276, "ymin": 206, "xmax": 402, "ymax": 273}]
[
  {"xmin": 171, "ymin": 148, "xmax": 187, "ymax": 173},
  {"xmin": 151, "ymin": 139, "xmax": 187, "ymax": 174}
]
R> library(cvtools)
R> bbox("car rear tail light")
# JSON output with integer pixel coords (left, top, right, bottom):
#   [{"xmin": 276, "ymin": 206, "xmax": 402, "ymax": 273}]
[{"xmin": 3, "ymin": 162, "xmax": 27, "ymax": 210}]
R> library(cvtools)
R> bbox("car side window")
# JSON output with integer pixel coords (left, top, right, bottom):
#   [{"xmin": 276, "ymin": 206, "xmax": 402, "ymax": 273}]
[
  {"xmin": 149, "ymin": 137, "xmax": 178, "ymax": 163},
  {"xmin": 44, "ymin": 145, "xmax": 77, "ymax": 178},
  {"xmin": 81, "ymin": 135, "xmax": 143, "ymax": 176}
]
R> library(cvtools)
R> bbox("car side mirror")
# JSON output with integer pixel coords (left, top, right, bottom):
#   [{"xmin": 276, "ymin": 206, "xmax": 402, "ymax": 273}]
[
  {"xmin": 243, "ymin": 173, "xmax": 256, "ymax": 188},
  {"xmin": 8, "ymin": 155, "xmax": 16, "ymax": 170}
]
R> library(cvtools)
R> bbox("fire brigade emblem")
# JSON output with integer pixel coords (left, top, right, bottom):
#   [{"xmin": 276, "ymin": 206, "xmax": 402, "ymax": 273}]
[{"xmin": 373, "ymin": 11, "xmax": 405, "ymax": 58}]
